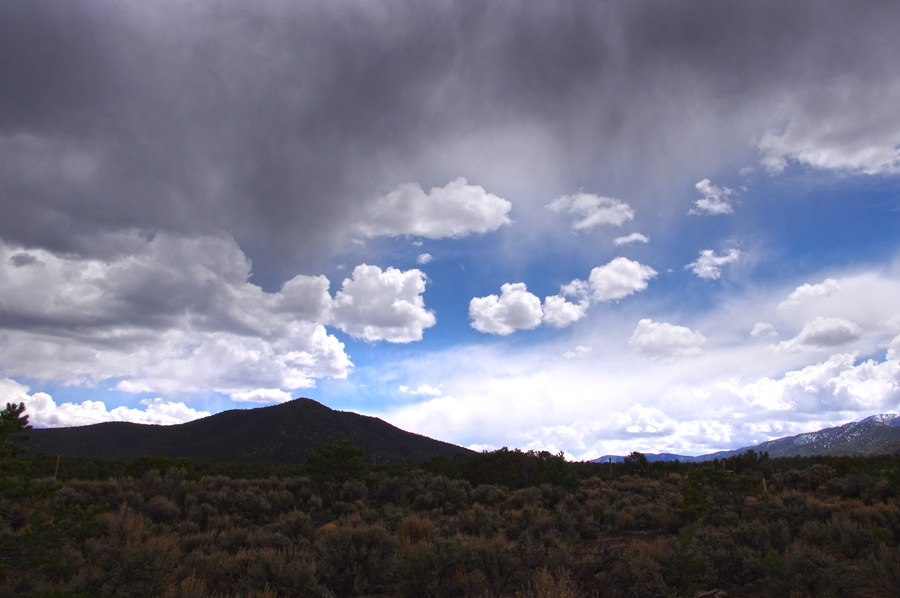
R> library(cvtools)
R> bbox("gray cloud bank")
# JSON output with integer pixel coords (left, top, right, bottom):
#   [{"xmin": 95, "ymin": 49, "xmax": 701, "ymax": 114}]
[{"xmin": 2, "ymin": 0, "xmax": 899, "ymax": 268}]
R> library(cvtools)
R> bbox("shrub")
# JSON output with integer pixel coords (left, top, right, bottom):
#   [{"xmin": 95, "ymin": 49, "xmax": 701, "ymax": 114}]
[
  {"xmin": 273, "ymin": 509, "xmax": 314, "ymax": 542},
  {"xmin": 517, "ymin": 567, "xmax": 583, "ymax": 598},
  {"xmin": 145, "ymin": 495, "xmax": 179, "ymax": 524},
  {"xmin": 763, "ymin": 542, "xmax": 857, "ymax": 598},
  {"xmin": 220, "ymin": 547, "xmax": 330, "ymax": 598},
  {"xmin": 865, "ymin": 543, "xmax": 900, "ymax": 597},
  {"xmin": 162, "ymin": 571, "xmax": 211, "ymax": 598},
  {"xmin": 470, "ymin": 484, "xmax": 506, "ymax": 506},
  {"xmin": 455, "ymin": 502, "xmax": 502, "ymax": 537},
  {"xmin": 610, "ymin": 539, "xmax": 670, "ymax": 598},
  {"xmin": 398, "ymin": 514, "xmax": 436, "ymax": 543},
  {"xmin": 315, "ymin": 517, "xmax": 397, "ymax": 596},
  {"xmin": 75, "ymin": 504, "xmax": 180, "ymax": 597},
  {"xmin": 395, "ymin": 533, "xmax": 523, "ymax": 598}
]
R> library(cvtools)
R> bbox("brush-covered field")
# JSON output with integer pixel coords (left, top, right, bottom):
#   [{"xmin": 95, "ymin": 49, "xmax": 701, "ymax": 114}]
[{"xmin": 3, "ymin": 445, "xmax": 900, "ymax": 598}]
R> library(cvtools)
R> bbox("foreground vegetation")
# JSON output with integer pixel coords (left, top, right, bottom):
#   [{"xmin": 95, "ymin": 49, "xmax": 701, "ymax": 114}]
[{"xmin": 3, "ymin": 407, "xmax": 900, "ymax": 597}]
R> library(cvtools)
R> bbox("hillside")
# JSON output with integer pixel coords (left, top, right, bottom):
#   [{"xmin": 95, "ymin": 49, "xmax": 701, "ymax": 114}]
[
  {"xmin": 597, "ymin": 413, "xmax": 900, "ymax": 463},
  {"xmin": 23, "ymin": 397, "xmax": 470, "ymax": 465}
]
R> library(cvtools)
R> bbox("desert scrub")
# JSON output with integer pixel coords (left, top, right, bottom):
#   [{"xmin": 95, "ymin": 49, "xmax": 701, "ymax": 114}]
[
  {"xmin": 517, "ymin": 566, "xmax": 585, "ymax": 598},
  {"xmin": 397, "ymin": 513, "xmax": 437, "ymax": 543},
  {"xmin": 272, "ymin": 508, "xmax": 315, "ymax": 543},
  {"xmin": 395, "ymin": 533, "xmax": 523, "ymax": 598},
  {"xmin": 314, "ymin": 515, "xmax": 397, "ymax": 596},
  {"xmin": 145, "ymin": 494, "xmax": 180, "ymax": 524},
  {"xmin": 608, "ymin": 538, "xmax": 671, "ymax": 598},
  {"xmin": 455, "ymin": 502, "xmax": 503, "ymax": 537},
  {"xmin": 75, "ymin": 504, "xmax": 180, "ymax": 597}
]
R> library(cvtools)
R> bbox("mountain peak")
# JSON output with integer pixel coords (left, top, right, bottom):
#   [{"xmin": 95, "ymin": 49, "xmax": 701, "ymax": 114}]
[
  {"xmin": 860, "ymin": 413, "xmax": 900, "ymax": 426},
  {"xmin": 25, "ymin": 397, "xmax": 470, "ymax": 464}
]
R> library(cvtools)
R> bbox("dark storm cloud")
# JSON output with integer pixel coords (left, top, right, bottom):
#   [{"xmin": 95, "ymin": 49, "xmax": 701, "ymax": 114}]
[{"xmin": 2, "ymin": 0, "xmax": 899, "ymax": 268}]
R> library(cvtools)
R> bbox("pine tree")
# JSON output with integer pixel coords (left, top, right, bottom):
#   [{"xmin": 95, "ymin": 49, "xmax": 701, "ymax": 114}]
[{"xmin": 0, "ymin": 402, "xmax": 31, "ymax": 465}]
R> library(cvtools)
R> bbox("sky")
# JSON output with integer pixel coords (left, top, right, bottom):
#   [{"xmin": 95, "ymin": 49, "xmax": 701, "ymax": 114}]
[{"xmin": 2, "ymin": 0, "xmax": 900, "ymax": 460}]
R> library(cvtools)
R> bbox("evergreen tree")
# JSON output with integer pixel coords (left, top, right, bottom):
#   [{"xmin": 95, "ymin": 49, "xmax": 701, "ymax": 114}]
[{"xmin": 0, "ymin": 402, "xmax": 31, "ymax": 467}]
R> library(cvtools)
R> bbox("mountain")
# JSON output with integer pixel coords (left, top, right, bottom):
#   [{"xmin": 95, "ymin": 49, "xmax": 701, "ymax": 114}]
[
  {"xmin": 595, "ymin": 413, "xmax": 900, "ymax": 463},
  {"xmin": 23, "ymin": 397, "xmax": 470, "ymax": 465}
]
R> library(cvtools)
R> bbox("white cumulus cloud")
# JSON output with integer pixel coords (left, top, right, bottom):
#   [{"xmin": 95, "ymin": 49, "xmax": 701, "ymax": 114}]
[
  {"xmin": 564, "ymin": 345, "xmax": 593, "ymax": 359},
  {"xmin": 416, "ymin": 253, "xmax": 433, "ymax": 265},
  {"xmin": 589, "ymin": 257, "xmax": 657, "ymax": 301},
  {"xmin": 614, "ymin": 232, "xmax": 649, "ymax": 246},
  {"xmin": 778, "ymin": 278, "xmax": 841, "ymax": 310},
  {"xmin": 469, "ymin": 283, "xmax": 543, "ymax": 335},
  {"xmin": 331, "ymin": 264, "xmax": 436, "ymax": 343},
  {"xmin": 0, "ymin": 378, "xmax": 210, "ymax": 428},
  {"xmin": 399, "ymin": 384, "xmax": 443, "ymax": 397},
  {"xmin": 546, "ymin": 193, "xmax": 634, "ymax": 230},
  {"xmin": 231, "ymin": 388, "xmax": 294, "ymax": 403},
  {"xmin": 687, "ymin": 248, "xmax": 742, "ymax": 280},
  {"xmin": 737, "ymin": 348, "xmax": 900, "ymax": 413},
  {"xmin": 542, "ymin": 295, "xmax": 589, "ymax": 328},
  {"xmin": 355, "ymin": 177, "xmax": 512, "ymax": 239},
  {"xmin": 751, "ymin": 322, "xmax": 779, "ymax": 338},
  {"xmin": 616, "ymin": 405, "xmax": 678, "ymax": 435},
  {"xmin": 468, "ymin": 258, "xmax": 656, "ymax": 335},
  {"xmin": 689, "ymin": 179, "xmax": 735, "ymax": 215},
  {"xmin": 629, "ymin": 319, "xmax": 706, "ymax": 360},
  {"xmin": 0, "ymin": 234, "xmax": 351, "ymax": 397},
  {"xmin": 777, "ymin": 316, "xmax": 862, "ymax": 352}
]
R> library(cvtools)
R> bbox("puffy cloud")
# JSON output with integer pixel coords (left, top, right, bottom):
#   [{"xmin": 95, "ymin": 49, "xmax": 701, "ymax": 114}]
[
  {"xmin": 546, "ymin": 193, "xmax": 634, "ymax": 230},
  {"xmin": 768, "ymin": 273, "xmax": 900, "ymax": 346},
  {"xmin": 469, "ymin": 283, "xmax": 543, "ymax": 335},
  {"xmin": 542, "ymin": 295, "xmax": 588, "ymax": 328},
  {"xmin": 751, "ymin": 322, "xmax": 779, "ymax": 338},
  {"xmin": 777, "ymin": 316, "xmax": 862, "ymax": 351},
  {"xmin": 470, "ymin": 277, "xmax": 593, "ymax": 335},
  {"xmin": 399, "ymin": 384, "xmax": 442, "ymax": 397},
  {"xmin": 589, "ymin": 257, "xmax": 657, "ymax": 301},
  {"xmin": 687, "ymin": 248, "xmax": 741, "ymax": 280},
  {"xmin": 778, "ymin": 278, "xmax": 841, "ymax": 310},
  {"xmin": 0, "ymin": 235, "xmax": 444, "ymax": 397},
  {"xmin": 416, "ymin": 253, "xmax": 433, "ymax": 265},
  {"xmin": 560, "ymin": 279, "xmax": 590, "ymax": 300},
  {"xmin": 614, "ymin": 232, "xmax": 649, "ymax": 246},
  {"xmin": 689, "ymin": 179, "xmax": 735, "ymax": 215},
  {"xmin": 737, "ymin": 349, "xmax": 900, "ymax": 413},
  {"xmin": 231, "ymin": 388, "xmax": 294, "ymax": 404},
  {"xmin": 0, "ymin": 235, "xmax": 351, "ymax": 395},
  {"xmin": 331, "ymin": 264, "xmax": 436, "ymax": 342},
  {"xmin": 0, "ymin": 378, "xmax": 210, "ymax": 428},
  {"xmin": 564, "ymin": 345, "xmax": 593, "ymax": 359},
  {"xmin": 355, "ymin": 178, "xmax": 511, "ymax": 239},
  {"xmin": 616, "ymin": 405, "xmax": 678, "ymax": 436},
  {"xmin": 278, "ymin": 274, "xmax": 334, "ymax": 322},
  {"xmin": 629, "ymin": 319, "xmax": 706, "ymax": 360},
  {"xmin": 469, "ymin": 257, "xmax": 657, "ymax": 335},
  {"xmin": 759, "ymin": 79, "xmax": 900, "ymax": 175}
]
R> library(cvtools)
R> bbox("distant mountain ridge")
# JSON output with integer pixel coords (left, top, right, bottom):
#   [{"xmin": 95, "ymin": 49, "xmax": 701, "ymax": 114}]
[
  {"xmin": 595, "ymin": 414, "xmax": 900, "ymax": 463},
  {"xmin": 24, "ymin": 397, "xmax": 470, "ymax": 465}
]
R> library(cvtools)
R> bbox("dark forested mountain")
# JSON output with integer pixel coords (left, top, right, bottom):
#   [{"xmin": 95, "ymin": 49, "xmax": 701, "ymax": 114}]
[
  {"xmin": 596, "ymin": 413, "xmax": 900, "ymax": 463},
  {"xmin": 23, "ymin": 397, "xmax": 470, "ymax": 465}
]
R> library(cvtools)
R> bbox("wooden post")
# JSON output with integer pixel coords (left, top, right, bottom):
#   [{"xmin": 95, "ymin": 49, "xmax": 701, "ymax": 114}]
[{"xmin": 53, "ymin": 455, "xmax": 60, "ymax": 480}]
